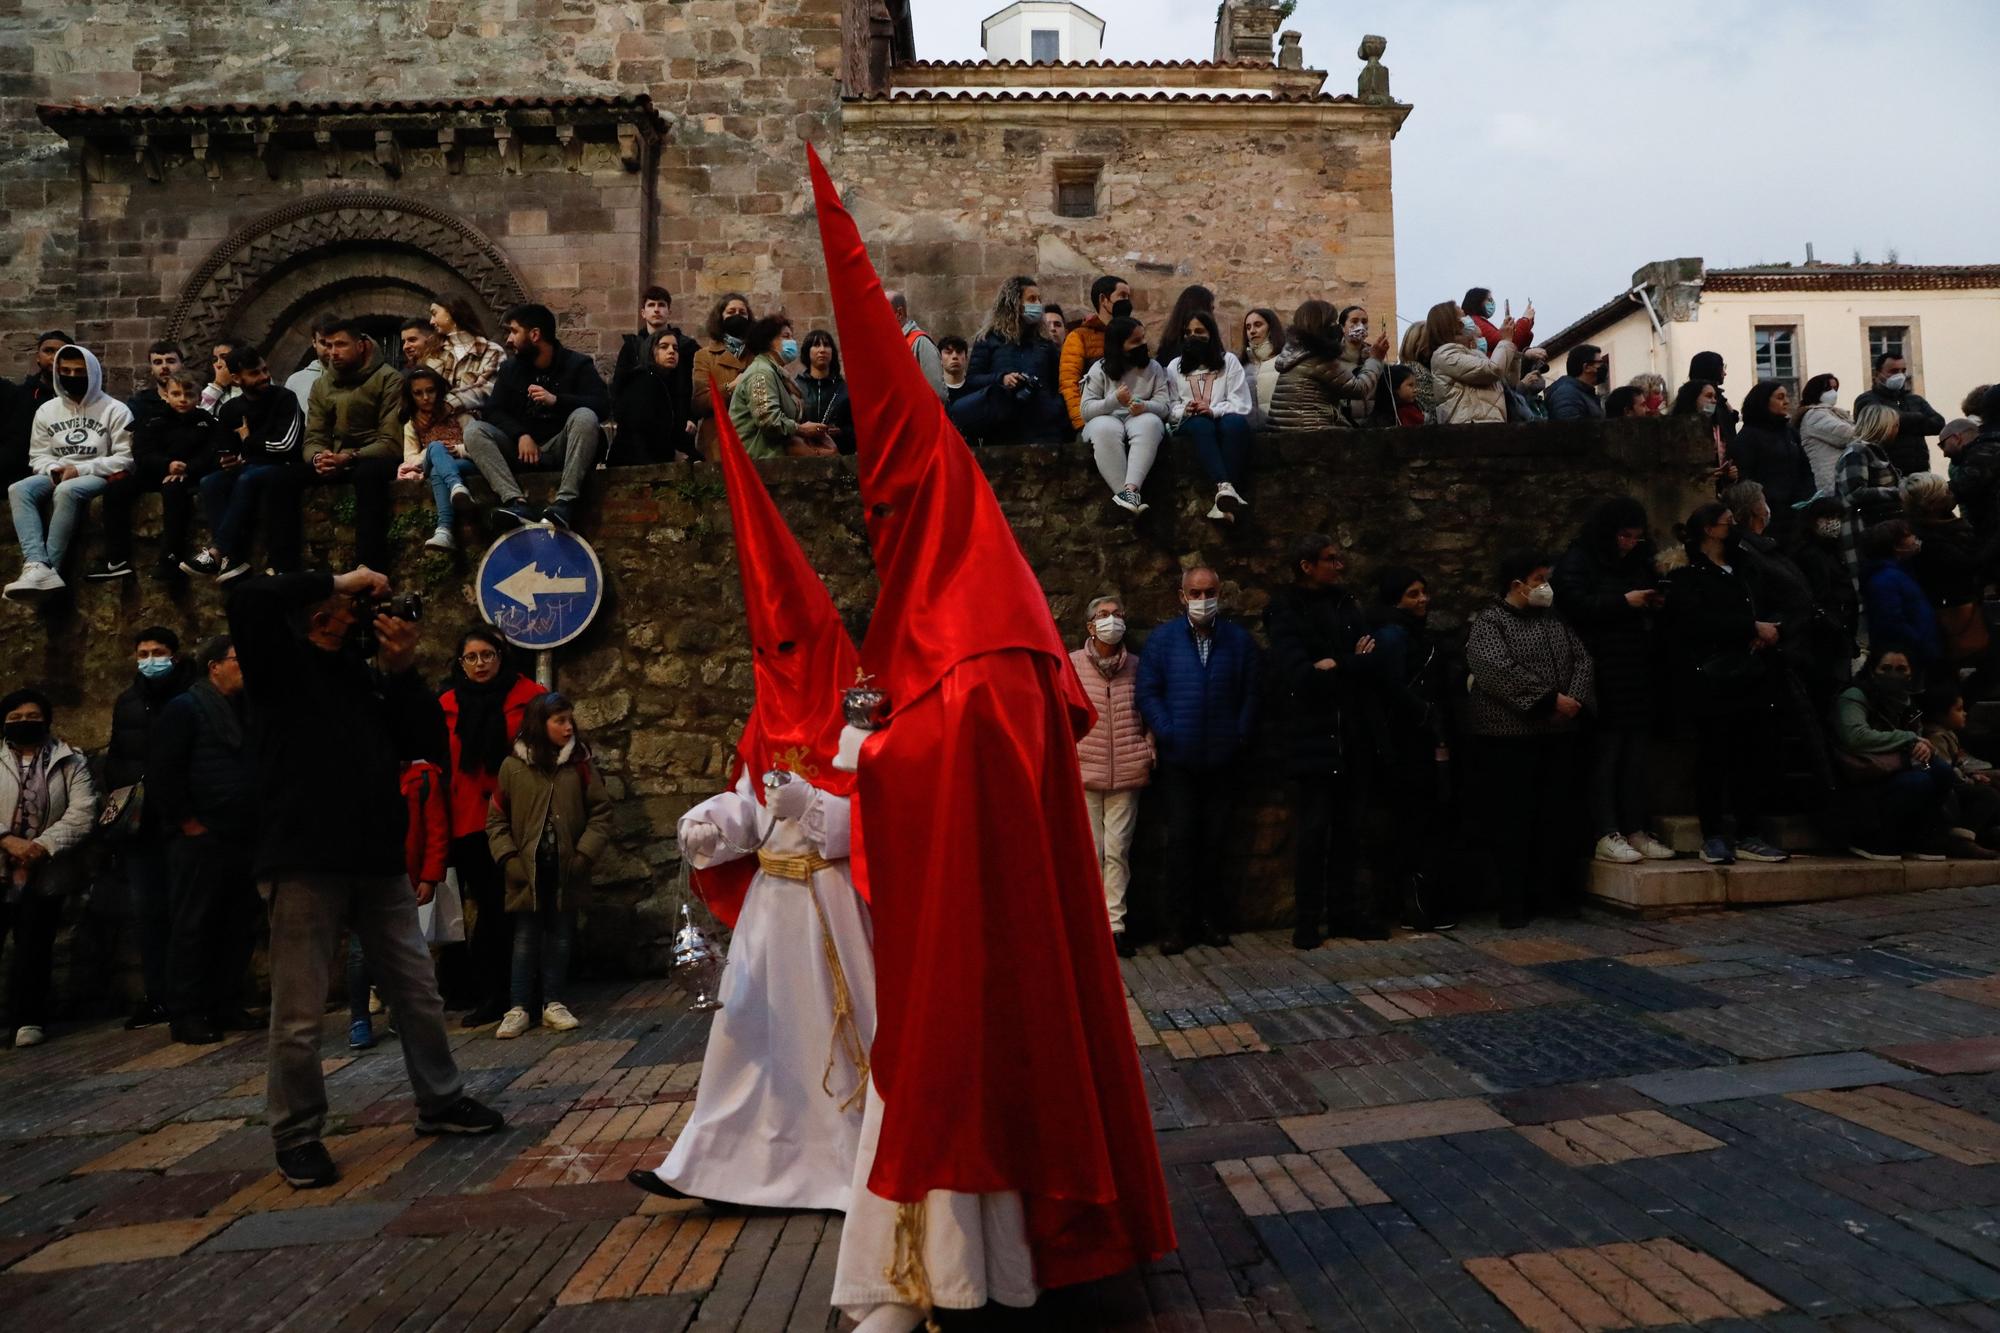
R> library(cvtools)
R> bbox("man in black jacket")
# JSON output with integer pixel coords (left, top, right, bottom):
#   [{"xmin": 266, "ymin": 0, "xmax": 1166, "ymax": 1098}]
[
  {"xmin": 463, "ymin": 302, "xmax": 608, "ymax": 532},
  {"xmin": 149, "ymin": 635, "xmax": 259, "ymax": 1045},
  {"xmin": 1855, "ymin": 353, "xmax": 1947, "ymax": 478},
  {"xmin": 105, "ymin": 625, "xmax": 191, "ymax": 1030},
  {"xmin": 229, "ymin": 568, "xmax": 502, "ymax": 1189},
  {"xmin": 1264, "ymin": 535, "xmax": 1388, "ymax": 948}
]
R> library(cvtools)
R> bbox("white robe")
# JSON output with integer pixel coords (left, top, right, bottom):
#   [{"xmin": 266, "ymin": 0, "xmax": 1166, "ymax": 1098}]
[{"xmin": 651, "ymin": 773, "xmax": 876, "ymax": 1210}]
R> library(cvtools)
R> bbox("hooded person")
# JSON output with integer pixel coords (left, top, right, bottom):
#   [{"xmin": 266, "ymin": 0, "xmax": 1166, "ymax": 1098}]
[
  {"xmin": 5, "ymin": 344, "xmax": 135, "ymax": 601},
  {"xmin": 805, "ymin": 145, "xmax": 1174, "ymax": 1332},
  {"xmin": 629, "ymin": 386, "xmax": 876, "ymax": 1212},
  {"xmin": 1688, "ymin": 351, "xmax": 1739, "ymax": 449}
]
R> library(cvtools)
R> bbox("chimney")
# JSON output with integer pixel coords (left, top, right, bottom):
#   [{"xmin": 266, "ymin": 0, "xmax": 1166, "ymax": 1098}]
[
  {"xmin": 1213, "ymin": 0, "xmax": 1282, "ymax": 63},
  {"xmin": 1805, "ymin": 242, "xmax": 1816, "ymax": 264}
]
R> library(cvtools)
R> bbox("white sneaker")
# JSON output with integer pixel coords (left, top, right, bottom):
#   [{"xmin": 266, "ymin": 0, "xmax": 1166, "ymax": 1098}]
[
  {"xmin": 494, "ymin": 1006, "xmax": 532, "ymax": 1040},
  {"xmin": 424, "ymin": 526, "xmax": 456, "ymax": 551},
  {"xmin": 1216, "ymin": 481, "xmax": 1249, "ymax": 510},
  {"xmin": 1205, "ymin": 501, "xmax": 1232, "ymax": 522},
  {"xmin": 3, "ymin": 563, "xmax": 64, "ymax": 602},
  {"xmin": 14, "ymin": 1024, "xmax": 44, "ymax": 1048},
  {"xmin": 449, "ymin": 483, "xmax": 473, "ymax": 515},
  {"xmin": 541, "ymin": 1002, "xmax": 579, "ymax": 1032},
  {"xmin": 1594, "ymin": 833, "xmax": 1643, "ymax": 864},
  {"xmin": 1627, "ymin": 831, "xmax": 1677, "ymax": 861}
]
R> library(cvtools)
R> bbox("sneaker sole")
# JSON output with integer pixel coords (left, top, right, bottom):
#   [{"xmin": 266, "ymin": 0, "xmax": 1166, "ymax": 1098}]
[
  {"xmin": 280, "ymin": 1170, "xmax": 338, "ymax": 1188},
  {"xmin": 86, "ymin": 568, "xmax": 134, "ymax": 580},
  {"xmin": 216, "ymin": 567, "xmax": 251, "ymax": 584},
  {"xmin": 1735, "ymin": 851, "xmax": 1789, "ymax": 863},
  {"xmin": 415, "ymin": 1117, "xmax": 504, "ymax": 1136}
]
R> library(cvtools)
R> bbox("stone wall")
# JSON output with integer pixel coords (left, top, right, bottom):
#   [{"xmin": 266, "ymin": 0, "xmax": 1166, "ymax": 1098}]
[{"xmin": 0, "ymin": 418, "xmax": 1712, "ymax": 997}]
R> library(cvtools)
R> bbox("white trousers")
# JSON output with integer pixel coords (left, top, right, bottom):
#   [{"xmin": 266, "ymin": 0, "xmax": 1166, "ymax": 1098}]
[
  {"xmin": 1084, "ymin": 788, "xmax": 1140, "ymax": 934},
  {"xmin": 1085, "ymin": 414, "xmax": 1166, "ymax": 491}
]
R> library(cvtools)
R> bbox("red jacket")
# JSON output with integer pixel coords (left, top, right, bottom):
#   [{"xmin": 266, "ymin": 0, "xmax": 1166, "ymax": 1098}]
[
  {"xmin": 438, "ymin": 675, "xmax": 546, "ymax": 840},
  {"xmin": 401, "ymin": 760, "xmax": 450, "ymax": 887},
  {"xmin": 1471, "ymin": 311, "xmax": 1534, "ymax": 353}
]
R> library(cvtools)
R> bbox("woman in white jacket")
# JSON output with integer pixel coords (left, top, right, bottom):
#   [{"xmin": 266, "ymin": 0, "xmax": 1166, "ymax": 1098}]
[
  {"xmin": 1080, "ymin": 316, "xmax": 1171, "ymax": 515},
  {"xmin": 1167, "ymin": 311, "xmax": 1254, "ymax": 523},
  {"xmin": 0, "ymin": 687, "xmax": 99, "ymax": 1048},
  {"xmin": 1795, "ymin": 373, "xmax": 1854, "ymax": 495},
  {"xmin": 1425, "ymin": 302, "xmax": 1519, "ymax": 425}
]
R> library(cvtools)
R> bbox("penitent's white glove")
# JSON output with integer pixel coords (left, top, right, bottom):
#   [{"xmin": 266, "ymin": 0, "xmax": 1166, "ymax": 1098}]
[
  {"xmin": 679, "ymin": 820, "xmax": 722, "ymax": 861},
  {"xmin": 764, "ymin": 775, "xmax": 815, "ymax": 823}
]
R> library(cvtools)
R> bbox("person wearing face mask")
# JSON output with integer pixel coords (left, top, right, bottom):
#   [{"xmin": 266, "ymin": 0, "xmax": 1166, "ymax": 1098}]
[
  {"xmin": 1268, "ymin": 299, "xmax": 1390, "ymax": 432},
  {"xmin": 1463, "ymin": 550, "xmax": 1597, "ymax": 926},
  {"xmin": 692, "ymin": 292, "xmax": 756, "ymax": 457},
  {"xmin": 103, "ymin": 626, "xmax": 192, "ymax": 1032},
  {"xmin": 1795, "ymin": 373, "xmax": 1855, "ymax": 495},
  {"xmin": 4, "ymin": 342, "xmax": 135, "ymax": 602},
  {"xmin": 1462, "ymin": 287, "xmax": 1535, "ymax": 355},
  {"xmin": 1944, "ymin": 394, "xmax": 2000, "ymax": 576},
  {"xmin": 1153, "ymin": 284, "xmax": 1215, "ymax": 369},
  {"xmin": 1078, "ymin": 316, "xmax": 1170, "ymax": 514},
  {"xmin": 1266, "ymin": 536, "xmax": 1388, "ymax": 947},
  {"xmin": 1661, "ymin": 504, "xmax": 1789, "ymax": 866},
  {"xmin": 1334, "ymin": 305, "xmax": 1400, "ymax": 427},
  {"xmin": 1424, "ymin": 301, "xmax": 1518, "ymax": 426},
  {"xmin": 0, "ymin": 688, "xmax": 98, "ymax": 1049},
  {"xmin": 1167, "ymin": 311, "xmax": 1254, "ymax": 522},
  {"xmin": 1687, "ymin": 352, "xmax": 1739, "ymax": 451},
  {"xmin": 1546, "ymin": 345, "xmax": 1609, "ymax": 422},
  {"xmin": 1059, "ymin": 274, "xmax": 1133, "ymax": 433},
  {"xmin": 953, "ymin": 275, "xmax": 1067, "ymax": 448},
  {"xmin": 1787, "ymin": 495, "xmax": 1861, "ymax": 688},
  {"xmin": 1835, "ymin": 405, "xmax": 1908, "ymax": 631},
  {"xmin": 1727, "ymin": 382, "xmax": 1813, "ymax": 543},
  {"xmin": 1136, "ymin": 565, "xmax": 1260, "ymax": 953},
  {"xmin": 1857, "ymin": 519, "xmax": 1942, "ymax": 676},
  {"xmin": 1366, "ymin": 567, "xmax": 1459, "ymax": 932},
  {"xmin": 729, "ymin": 313, "xmax": 834, "ymax": 459},
  {"xmin": 1628, "ymin": 374, "xmax": 1667, "ymax": 418},
  {"xmin": 1069, "ymin": 596, "xmax": 1154, "ymax": 957},
  {"xmin": 1671, "ymin": 380, "xmax": 1739, "ymax": 489},
  {"xmin": 1832, "ymin": 646, "xmax": 1955, "ymax": 862},
  {"xmin": 1240, "ymin": 307, "xmax": 1288, "ymax": 430},
  {"xmin": 1854, "ymin": 354, "xmax": 1945, "ymax": 478}
]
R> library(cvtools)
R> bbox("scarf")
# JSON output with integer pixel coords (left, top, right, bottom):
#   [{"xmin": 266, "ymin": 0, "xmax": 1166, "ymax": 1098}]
[
  {"xmin": 1087, "ymin": 645, "xmax": 1126, "ymax": 679},
  {"xmin": 723, "ymin": 335, "xmax": 745, "ymax": 360},
  {"xmin": 452, "ymin": 671, "xmax": 518, "ymax": 776},
  {"xmin": 7, "ymin": 744, "xmax": 53, "ymax": 895},
  {"xmin": 189, "ymin": 678, "xmax": 245, "ymax": 752}
]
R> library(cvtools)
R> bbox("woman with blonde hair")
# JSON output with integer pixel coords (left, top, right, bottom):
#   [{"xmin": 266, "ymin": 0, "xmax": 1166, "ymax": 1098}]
[
  {"xmin": 1425, "ymin": 300, "xmax": 1517, "ymax": 425},
  {"xmin": 949, "ymin": 275, "xmax": 1066, "ymax": 446},
  {"xmin": 1398, "ymin": 320, "xmax": 1438, "ymax": 419},
  {"xmin": 1834, "ymin": 403, "xmax": 1906, "ymax": 630},
  {"xmin": 1628, "ymin": 373, "xmax": 1667, "ymax": 416}
]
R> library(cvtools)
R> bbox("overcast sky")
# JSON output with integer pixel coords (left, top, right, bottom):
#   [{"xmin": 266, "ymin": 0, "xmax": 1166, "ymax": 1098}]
[{"xmin": 906, "ymin": 0, "xmax": 2000, "ymax": 338}]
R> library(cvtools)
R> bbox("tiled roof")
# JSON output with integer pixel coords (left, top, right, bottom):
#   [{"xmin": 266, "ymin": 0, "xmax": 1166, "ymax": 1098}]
[
  {"xmin": 874, "ymin": 89, "xmax": 1361, "ymax": 105},
  {"xmin": 38, "ymin": 94, "xmax": 656, "ymax": 123},
  {"xmin": 1541, "ymin": 291, "xmax": 1642, "ymax": 356},
  {"xmin": 898, "ymin": 58, "xmax": 1294, "ymax": 70},
  {"xmin": 1704, "ymin": 264, "xmax": 2000, "ymax": 293}
]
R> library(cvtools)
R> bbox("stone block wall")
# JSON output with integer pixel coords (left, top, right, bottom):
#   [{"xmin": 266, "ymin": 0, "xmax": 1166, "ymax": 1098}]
[{"xmin": 0, "ymin": 418, "xmax": 1712, "ymax": 994}]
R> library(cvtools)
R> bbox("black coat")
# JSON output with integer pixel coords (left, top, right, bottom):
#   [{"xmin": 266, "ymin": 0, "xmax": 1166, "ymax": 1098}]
[
  {"xmin": 134, "ymin": 406, "xmax": 218, "ymax": 477},
  {"xmin": 958, "ymin": 333, "xmax": 1066, "ymax": 444},
  {"xmin": 1951, "ymin": 432, "xmax": 2000, "ymax": 574},
  {"xmin": 1551, "ymin": 538, "xmax": 1657, "ymax": 730},
  {"xmin": 1736, "ymin": 531, "xmax": 1827, "ymax": 674},
  {"xmin": 108, "ymin": 664, "xmax": 194, "ymax": 835},
  {"xmin": 482, "ymin": 345, "xmax": 610, "ymax": 445},
  {"xmin": 228, "ymin": 573, "xmax": 448, "ymax": 879},
  {"xmin": 797, "ymin": 373, "xmax": 855, "ymax": 455},
  {"xmin": 148, "ymin": 684, "xmax": 256, "ymax": 842},
  {"xmin": 1662, "ymin": 553, "xmax": 1764, "ymax": 718},
  {"xmin": 1728, "ymin": 421, "xmax": 1813, "ymax": 538},
  {"xmin": 1854, "ymin": 386, "xmax": 1946, "ymax": 478},
  {"xmin": 1264, "ymin": 583, "xmax": 1379, "ymax": 778},
  {"xmin": 1910, "ymin": 514, "xmax": 1984, "ymax": 608},
  {"xmin": 612, "ymin": 325, "xmax": 696, "ymax": 404},
  {"xmin": 611, "ymin": 364, "xmax": 695, "ymax": 463}
]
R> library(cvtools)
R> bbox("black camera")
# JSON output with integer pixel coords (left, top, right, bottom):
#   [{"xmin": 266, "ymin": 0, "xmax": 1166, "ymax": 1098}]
[
  {"xmin": 364, "ymin": 591, "xmax": 424, "ymax": 622},
  {"xmin": 1011, "ymin": 373, "xmax": 1040, "ymax": 402}
]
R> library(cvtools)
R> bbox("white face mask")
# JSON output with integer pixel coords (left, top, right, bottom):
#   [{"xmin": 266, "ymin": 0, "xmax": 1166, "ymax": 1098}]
[
  {"xmin": 1346, "ymin": 323, "xmax": 1369, "ymax": 342},
  {"xmin": 1091, "ymin": 615, "xmax": 1126, "ymax": 645},
  {"xmin": 1821, "ymin": 389, "xmax": 1840, "ymax": 407},
  {"xmin": 1525, "ymin": 582, "xmax": 1556, "ymax": 609},
  {"xmin": 1884, "ymin": 373, "xmax": 1908, "ymax": 393},
  {"xmin": 1185, "ymin": 596, "xmax": 1219, "ymax": 626}
]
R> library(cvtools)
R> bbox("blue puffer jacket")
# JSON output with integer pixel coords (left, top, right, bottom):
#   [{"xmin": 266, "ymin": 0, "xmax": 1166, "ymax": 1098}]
[
  {"xmin": 1861, "ymin": 558, "xmax": 1942, "ymax": 666},
  {"xmin": 1136, "ymin": 617, "xmax": 1261, "ymax": 768}
]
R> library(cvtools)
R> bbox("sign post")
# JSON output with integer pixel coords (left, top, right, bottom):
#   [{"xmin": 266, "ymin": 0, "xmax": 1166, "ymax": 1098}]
[{"xmin": 474, "ymin": 525, "xmax": 606, "ymax": 682}]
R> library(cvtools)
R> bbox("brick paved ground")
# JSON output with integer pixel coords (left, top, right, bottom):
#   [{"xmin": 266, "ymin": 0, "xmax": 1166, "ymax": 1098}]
[{"xmin": 10, "ymin": 885, "xmax": 2000, "ymax": 1329}]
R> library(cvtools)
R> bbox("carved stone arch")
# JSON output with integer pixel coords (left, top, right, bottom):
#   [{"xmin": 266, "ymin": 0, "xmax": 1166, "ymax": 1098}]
[{"xmin": 166, "ymin": 192, "xmax": 530, "ymax": 370}]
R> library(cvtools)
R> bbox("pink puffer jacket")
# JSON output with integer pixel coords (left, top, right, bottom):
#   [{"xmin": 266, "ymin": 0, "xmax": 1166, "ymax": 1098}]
[{"xmin": 1071, "ymin": 646, "xmax": 1155, "ymax": 792}]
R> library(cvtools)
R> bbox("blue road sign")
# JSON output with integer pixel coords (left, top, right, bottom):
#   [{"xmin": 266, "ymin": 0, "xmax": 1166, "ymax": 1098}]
[{"xmin": 474, "ymin": 525, "xmax": 605, "ymax": 651}]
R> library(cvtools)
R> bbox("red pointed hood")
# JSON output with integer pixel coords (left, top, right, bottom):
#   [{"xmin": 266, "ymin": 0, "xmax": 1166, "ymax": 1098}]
[
  {"xmin": 805, "ymin": 144, "xmax": 1069, "ymax": 708},
  {"xmin": 712, "ymin": 381, "xmax": 860, "ymax": 801}
]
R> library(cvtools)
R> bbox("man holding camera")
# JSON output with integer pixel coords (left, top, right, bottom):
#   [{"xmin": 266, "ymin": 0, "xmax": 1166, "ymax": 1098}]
[{"xmin": 229, "ymin": 567, "xmax": 503, "ymax": 1189}]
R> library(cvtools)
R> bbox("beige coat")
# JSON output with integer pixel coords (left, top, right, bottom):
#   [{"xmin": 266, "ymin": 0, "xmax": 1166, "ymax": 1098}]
[
  {"xmin": 1432, "ymin": 339, "xmax": 1520, "ymax": 425},
  {"xmin": 486, "ymin": 740, "xmax": 613, "ymax": 912}
]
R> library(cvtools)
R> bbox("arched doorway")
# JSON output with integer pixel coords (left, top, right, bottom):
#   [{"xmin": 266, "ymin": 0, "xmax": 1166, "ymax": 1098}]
[{"xmin": 166, "ymin": 192, "xmax": 529, "ymax": 378}]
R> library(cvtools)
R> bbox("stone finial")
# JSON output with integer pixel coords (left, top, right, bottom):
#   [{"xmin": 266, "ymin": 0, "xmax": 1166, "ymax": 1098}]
[
  {"xmin": 1357, "ymin": 34, "xmax": 1391, "ymax": 102},
  {"xmin": 1214, "ymin": 0, "xmax": 1284, "ymax": 63},
  {"xmin": 1277, "ymin": 30, "xmax": 1303, "ymax": 72}
]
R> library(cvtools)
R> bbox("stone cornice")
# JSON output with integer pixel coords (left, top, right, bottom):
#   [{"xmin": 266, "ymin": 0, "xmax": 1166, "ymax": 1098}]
[
  {"xmin": 843, "ymin": 95, "xmax": 1411, "ymax": 135},
  {"xmin": 890, "ymin": 59, "xmax": 1328, "ymax": 96}
]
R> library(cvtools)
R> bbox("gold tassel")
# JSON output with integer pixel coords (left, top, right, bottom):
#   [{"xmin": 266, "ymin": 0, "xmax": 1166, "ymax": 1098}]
[
  {"xmin": 888, "ymin": 1200, "xmax": 942, "ymax": 1333},
  {"xmin": 808, "ymin": 877, "xmax": 870, "ymax": 1112}
]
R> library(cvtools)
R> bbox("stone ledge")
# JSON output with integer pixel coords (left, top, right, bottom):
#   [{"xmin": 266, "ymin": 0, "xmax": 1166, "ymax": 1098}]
[{"xmin": 1589, "ymin": 856, "xmax": 2000, "ymax": 915}]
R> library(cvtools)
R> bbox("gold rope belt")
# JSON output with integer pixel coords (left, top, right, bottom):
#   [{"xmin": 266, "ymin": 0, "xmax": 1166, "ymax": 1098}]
[
  {"xmin": 755, "ymin": 849, "xmax": 833, "ymax": 881},
  {"xmin": 890, "ymin": 1201, "xmax": 941, "ymax": 1332}
]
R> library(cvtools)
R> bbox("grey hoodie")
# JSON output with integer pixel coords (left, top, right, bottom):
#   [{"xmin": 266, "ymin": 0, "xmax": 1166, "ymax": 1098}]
[{"xmin": 27, "ymin": 345, "xmax": 134, "ymax": 479}]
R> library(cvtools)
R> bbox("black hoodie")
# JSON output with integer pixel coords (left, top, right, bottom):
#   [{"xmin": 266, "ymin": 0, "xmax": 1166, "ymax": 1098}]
[{"xmin": 1688, "ymin": 352, "xmax": 1739, "ymax": 448}]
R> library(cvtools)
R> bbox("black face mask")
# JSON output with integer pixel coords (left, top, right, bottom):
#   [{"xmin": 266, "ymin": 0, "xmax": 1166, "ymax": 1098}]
[
  {"xmin": 722, "ymin": 315, "xmax": 751, "ymax": 339},
  {"xmin": 1110, "ymin": 299, "xmax": 1133, "ymax": 321},
  {"xmin": 1183, "ymin": 336, "xmax": 1210, "ymax": 356},
  {"xmin": 57, "ymin": 375, "xmax": 88, "ymax": 401},
  {"xmin": 4, "ymin": 719, "xmax": 49, "ymax": 749},
  {"xmin": 1127, "ymin": 344, "xmax": 1150, "ymax": 366}
]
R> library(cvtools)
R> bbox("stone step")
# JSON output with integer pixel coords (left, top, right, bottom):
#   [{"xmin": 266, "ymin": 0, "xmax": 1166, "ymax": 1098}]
[
  {"xmin": 1654, "ymin": 814, "xmax": 1820, "ymax": 855},
  {"xmin": 1589, "ymin": 855, "xmax": 2000, "ymax": 915}
]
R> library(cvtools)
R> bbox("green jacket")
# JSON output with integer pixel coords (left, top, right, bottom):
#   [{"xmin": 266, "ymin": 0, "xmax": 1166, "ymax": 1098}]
[
  {"xmin": 486, "ymin": 741, "xmax": 614, "ymax": 912},
  {"xmin": 1831, "ymin": 685, "xmax": 1920, "ymax": 755},
  {"xmin": 306, "ymin": 352, "xmax": 406, "ymax": 462},
  {"xmin": 727, "ymin": 354, "xmax": 800, "ymax": 459}
]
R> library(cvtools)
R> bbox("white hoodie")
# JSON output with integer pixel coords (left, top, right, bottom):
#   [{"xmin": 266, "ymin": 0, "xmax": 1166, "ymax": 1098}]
[{"xmin": 28, "ymin": 345, "xmax": 134, "ymax": 479}]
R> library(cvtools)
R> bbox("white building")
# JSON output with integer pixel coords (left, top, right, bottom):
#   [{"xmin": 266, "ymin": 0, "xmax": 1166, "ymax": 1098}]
[
  {"xmin": 979, "ymin": 1, "xmax": 1105, "ymax": 63},
  {"xmin": 1545, "ymin": 257, "xmax": 2000, "ymax": 427}
]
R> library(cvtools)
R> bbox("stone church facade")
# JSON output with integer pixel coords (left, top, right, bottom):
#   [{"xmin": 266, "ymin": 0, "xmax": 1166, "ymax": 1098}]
[{"xmin": 2, "ymin": 0, "xmax": 1409, "ymax": 391}]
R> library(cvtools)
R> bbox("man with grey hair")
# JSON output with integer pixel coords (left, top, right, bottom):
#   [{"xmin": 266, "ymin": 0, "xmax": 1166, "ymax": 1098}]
[
  {"xmin": 886, "ymin": 290, "xmax": 945, "ymax": 401},
  {"xmin": 1070, "ymin": 592, "xmax": 1153, "ymax": 957},
  {"xmin": 1136, "ymin": 564, "xmax": 1260, "ymax": 954}
]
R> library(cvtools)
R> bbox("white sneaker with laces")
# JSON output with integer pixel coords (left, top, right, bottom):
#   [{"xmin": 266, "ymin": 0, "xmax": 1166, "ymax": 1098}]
[
  {"xmin": 424, "ymin": 526, "xmax": 456, "ymax": 551},
  {"xmin": 14, "ymin": 1025, "xmax": 44, "ymax": 1048},
  {"xmin": 3, "ymin": 563, "xmax": 63, "ymax": 602},
  {"xmin": 1627, "ymin": 831, "xmax": 1677, "ymax": 860},
  {"xmin": 494, "ymin": 1007, "xmax": 532, "ymax": 1040},
  {"xmin": 1594, "ymin": 833, "xmax": 1643, "ymax": 864},
  {"xmin": 542, "ymin": 1002, "xmax": 579, "ymax": 1032},
  {"xmin": 449, "ymin": 483, "xmax": 473, "ymax": 514},
  {"xmin": 1205, "ymin": 501, "xmax": 1231, "ymax": 522},
  {"xmin": 1216, "ymin": 481, "xmax": 1249, "ymax": 509}
]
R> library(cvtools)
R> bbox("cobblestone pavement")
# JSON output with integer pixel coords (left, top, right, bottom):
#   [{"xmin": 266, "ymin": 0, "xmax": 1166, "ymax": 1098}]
[{"xmin": 10, "ymin": 887, "xmax": 2000, "ymax": 1330}]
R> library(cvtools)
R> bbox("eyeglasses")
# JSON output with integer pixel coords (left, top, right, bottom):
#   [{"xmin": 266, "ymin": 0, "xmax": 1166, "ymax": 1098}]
[{"xmin": 461, "ymin": 651, "xmax": 499, "ymax": 665}]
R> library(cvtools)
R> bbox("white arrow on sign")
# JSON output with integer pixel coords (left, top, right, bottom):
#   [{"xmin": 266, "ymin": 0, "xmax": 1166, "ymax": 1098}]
[{"xmin": 492, "ymin": 562, "xmax": 589, "ymax": 611}]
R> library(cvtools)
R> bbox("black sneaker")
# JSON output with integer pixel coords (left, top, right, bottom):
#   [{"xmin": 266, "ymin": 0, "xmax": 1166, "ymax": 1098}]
[
  {"xmin": 86, "ymin": 559, "xmax": 134, "ymax": 581},
  {"xmin": 1159, "ymin": 936, "xmax": 1189, "ymax": 957},
  {"xmin": 124, "ymin": 999, "xmax": 168, "ymax": 1031},
  {"xmin": 276, "ymin": 1140, "xmax": 339, "ymax": 1189},
  {"xmin": 492, "ymin": 500, "xmax": 536, "ymax": 531},
  {"xmin": 543, "ymin": 502, "xmax": 574, "ymax": 531},
  {"xmin": 416, "ymin": 1095, "xmax": 506, "ymax": 1136},
  {"xmin": 1291, "ymin": 929, "xmax": 1323, "ymax": 951},
  {"xmin": 179, "ymin": 552, "xmax": 220, "ymax": 578},
  {"xmin": 1113, "ymin": 932, "xmax": 1137, "ymax": 959}
]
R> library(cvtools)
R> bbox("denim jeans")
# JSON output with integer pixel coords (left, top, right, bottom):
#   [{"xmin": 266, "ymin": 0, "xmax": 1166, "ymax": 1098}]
[
  {"xmin": 509, "ymin": 903, "xmax": 576, "ymax": 1011},
  {"xmin": 1177, "ymin": 413, "xmax": 1252, "ymax": 489},
  {"xmin": 9, "ymin": 471, "xmax": 110, "ymax": 568},
  {"xmin": 463, "ymin": 409, "xmax": 601, "ymax": 507},
  {"xmin": 200, "ymin": 463, "xmax": 286, "ymax": 561},
  {"xmin": 423, "ymin": 442, "xmax": 476, "ymax": 528}
]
